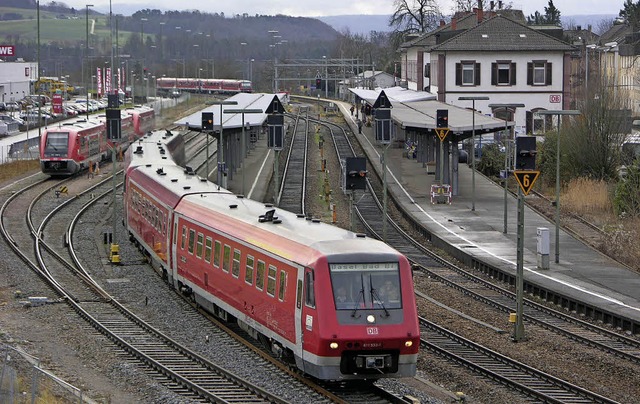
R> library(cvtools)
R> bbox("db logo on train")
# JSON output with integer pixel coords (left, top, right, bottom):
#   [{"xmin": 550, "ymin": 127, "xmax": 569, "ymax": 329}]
[{"xmin": 367, "ymin": 327, "xmax": 379, "ymax": 335}]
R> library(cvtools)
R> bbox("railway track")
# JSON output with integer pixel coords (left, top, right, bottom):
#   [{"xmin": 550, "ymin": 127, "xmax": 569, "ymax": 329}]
[
  {"xmin": 294, "ymin": 100, "xmax": 630, "ymax": 403},
  {"xmin": 0, "ymin": 170, "xmax": 293, "ymax": 403},
  {"xmin": 278, "ymin": 113, "xmax": 308, "ymax": 214}
]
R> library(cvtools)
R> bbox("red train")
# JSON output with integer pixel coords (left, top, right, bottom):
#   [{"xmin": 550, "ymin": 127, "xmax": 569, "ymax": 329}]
[
  {"xmin": 156, "ymin": 77, "xmax": 252, "ymax": 94},
  {"xmin": 40, "ymin": 106, "xmax": 155, "ymax": 175},
  {"xmin": 123, "ymin": 130, "xmax": 420, "ymax": 381}
]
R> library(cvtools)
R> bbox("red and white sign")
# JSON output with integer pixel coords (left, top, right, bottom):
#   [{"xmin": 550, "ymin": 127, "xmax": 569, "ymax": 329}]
[
  {"xmin": 105, "ymin": 68, "xmax": 112, "ymax": 94},
  {"xmin": 96, "ymin": 67, "xmax": 103, "ymax": 97},
  {"xmin": 0, "ymin": 45, "xmax": 15, "ymax": 56},
  {"xmin": 549, "ymin": 94, "xmax": 561, "ymax": 103},
  {"xmin": 52, "ymin": 94, "xmax": 63, "ymax": 114}
]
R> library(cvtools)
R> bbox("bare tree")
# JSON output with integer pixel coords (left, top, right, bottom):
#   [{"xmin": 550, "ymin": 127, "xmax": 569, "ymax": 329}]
[{"xmin": 389, "ymin": 0, "xmax": 441, "ymax": 34}]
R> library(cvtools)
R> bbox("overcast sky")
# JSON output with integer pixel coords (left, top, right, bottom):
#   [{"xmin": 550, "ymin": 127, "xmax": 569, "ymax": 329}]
[{"xmin": 60, "ymin": 0, "xmax": 620, "ymax": 18}]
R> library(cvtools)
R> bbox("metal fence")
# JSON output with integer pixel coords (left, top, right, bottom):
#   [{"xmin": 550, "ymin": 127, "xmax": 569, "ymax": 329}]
[{"xmin": 1, "ymin": 344, "xmax": 93, "ymax": 403}]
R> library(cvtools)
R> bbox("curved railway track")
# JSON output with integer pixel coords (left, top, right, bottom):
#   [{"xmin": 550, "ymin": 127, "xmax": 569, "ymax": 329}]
[
  {"xmin": 1, "ymin": 172, "xmax": 292, "ymax": 403},
  {"xmin": 278, "ymin": 113, "xmax": 308, "ymax": 214},
  {"xmin": 292, "ymin": 100, "xmax": 630, "ymax": 403}
]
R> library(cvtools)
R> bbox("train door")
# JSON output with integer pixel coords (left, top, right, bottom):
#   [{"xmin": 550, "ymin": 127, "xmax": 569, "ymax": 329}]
[
  {"xmin": 300, "ymin": 267, "xmax": 317, "ymax": 372},
  {"xmin": 169, "ymin": 214, "xmax": 180, "ymax": 286}
]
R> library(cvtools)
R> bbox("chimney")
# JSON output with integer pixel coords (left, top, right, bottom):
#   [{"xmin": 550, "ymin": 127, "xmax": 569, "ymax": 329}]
[
  {"xmin": 490, "ymin": 0, "xmax": 495, "ymax": 10},
  {"xmin": 577, "ymin": 25, "xmax": 582, "ymax": 31},
  {"xmin": 477, "ymin": 7, "xmax": 484, "ymax": 23},
  {"xmin": 498, "ymin": 0, "xmax": 503, "ymax": 9},
  {"xmin": 440, "ymin": 19, "xmax": 445, "ymax": 27},
  {"xmin": 451, "ymin": 18, "xmax": 457, "ymax": 30}
]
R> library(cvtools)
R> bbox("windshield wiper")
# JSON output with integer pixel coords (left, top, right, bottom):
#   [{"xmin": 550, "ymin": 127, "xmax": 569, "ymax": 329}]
[
  {"xmin": 351, "ymin": 288, "xmax": 364, "ymax": 318},
  {"xmin": 370, "ymin": 275, "xmax": 390, "ymax": 317}
]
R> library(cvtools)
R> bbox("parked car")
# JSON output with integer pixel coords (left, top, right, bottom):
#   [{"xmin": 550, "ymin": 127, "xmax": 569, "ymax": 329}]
[{"xmin": 5, "ymin": 102, "xmax": 20, "ymax": 111}]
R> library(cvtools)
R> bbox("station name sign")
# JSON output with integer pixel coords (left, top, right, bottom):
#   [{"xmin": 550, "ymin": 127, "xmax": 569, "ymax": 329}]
[{"xmin": 0, "ymin": 45, "xmax": 15, "ymax": 56}]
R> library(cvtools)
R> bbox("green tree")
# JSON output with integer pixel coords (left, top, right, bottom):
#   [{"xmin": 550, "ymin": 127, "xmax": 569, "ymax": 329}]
[
  {"xmin": 614, "ymin": 162, "xmax": 640, "ymax": 217},
  {"xmin": 527, "ymin": 0, "xmax": 561, "ymax": 25},
  {"xmin": 477, "ymin": 143, "xmax": 504, "ymax": 177},
  {"xmin": 620, "ymin": 0, "xmax": 640, "ymax": 30}
]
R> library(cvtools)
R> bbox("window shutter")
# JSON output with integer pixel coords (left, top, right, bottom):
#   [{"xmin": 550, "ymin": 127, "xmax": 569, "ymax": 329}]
[
  {"xmin": 455, "ymin": 63, "xmax": 461, "ymax": 86},
  {"xmin": 474, "ymin": 63, "xmax": 481, "ymax": 85},
  {"xmin": 491, "ymin": 62, "xmax": 497, "ymax": 85},
  {"xmin": 527, "ymin": 62, "xmax": 533, "ymax": 85},
  {"xmin": 526, "ymin": 110, "xmax": 532, "ymax": 134},
  {"xmin": 510, "ymin": 63, "xmax": 516, "ymax": 85},
  {"xmin": 546, "ymin": 62, "xmax": 552, "ymax": 85}
]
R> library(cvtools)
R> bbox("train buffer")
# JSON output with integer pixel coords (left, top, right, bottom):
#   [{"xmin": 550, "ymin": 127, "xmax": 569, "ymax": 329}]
[
  {"xmin": 430, "ymin": 184, "xmax": 452, "ymax": 204},
  {"xmin": 55, "ymin": 186, "xmax": 68, "ymax": 198}
]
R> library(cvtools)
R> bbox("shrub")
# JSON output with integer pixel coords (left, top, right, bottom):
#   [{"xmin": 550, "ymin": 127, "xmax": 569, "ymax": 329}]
[
  {"xmin": 477, "ymin": 143, "xmax": 504, "ymax": 177},
  {"xmin": 613, "ymin": 162, "xmax": 640, "ymax": 217}
]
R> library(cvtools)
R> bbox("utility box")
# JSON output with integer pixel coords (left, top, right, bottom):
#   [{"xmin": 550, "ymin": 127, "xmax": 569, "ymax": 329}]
[{"xmin": 537, "ymin": 227, "xmax": 550, "ymax": 270}]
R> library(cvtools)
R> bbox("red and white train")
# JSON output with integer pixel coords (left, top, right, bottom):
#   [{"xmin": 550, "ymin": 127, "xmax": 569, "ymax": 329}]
[
  {"xmin": 40, "ymin": 106, "xmax": 155, "ymax": 175},
  {"xmin": 123, "ymin": 130, "xmax": 420, "ymax": 381},
  {"xmin": 156, "ymin": 77, "xmax": 252, "ymax": 94}
]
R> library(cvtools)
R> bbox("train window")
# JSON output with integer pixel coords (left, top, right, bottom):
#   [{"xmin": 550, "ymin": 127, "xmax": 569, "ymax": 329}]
[
  {"xmin": 223, "ymin": 244, "xmax": 231, "ymax": 273},
  {"xmin": 296, "ymin": 280, "xmax": 303, "ymax": 309},
  {"xmin": 204, "ymin": 273, "xmax": 208, "ymax": 286},
  {"xmin": 329, "ymin": 262, "xmax": 401, "ymax": 310},
  {"xmin": 278, "ymin": 270, "xmax": 286, "ymax": 301},
  {"xmin": 232, "ymin": 249, "xmax": 241, "ymax": 278},
  {"xmin": 214, "ymin": 241, "xmax": 221, "ymax": 268},
  {"xmin": 181, "ymin": 226, "xmax": 187, "ymax": 250},
  {"xmin": 304, "ymin": 270, "xmax": 316, "ymax": 308},
  {"xmin": 196, "ymin": 233, "xmax": 204, "ymax": 258},
  {"xmin": 188, "ymin": 229, "xmax": 195, "ymax": 254},
  {"xmin": 204, "ymin": 237, "xmax": 212, "ymax": 263},
  {"xmin": 256, "ymin": 260, "xmax": 265, "ymax": 291},
  {"xmin": 245, "ymin": 255, "xmax": 255, "ymax": 285},
  {"xmin": 267, "ymin": 265, "xmax": 277, "ymax": 297},
  {"xmin": 173, "ymin": 222, "xmax": 178, "ymax": 245}
]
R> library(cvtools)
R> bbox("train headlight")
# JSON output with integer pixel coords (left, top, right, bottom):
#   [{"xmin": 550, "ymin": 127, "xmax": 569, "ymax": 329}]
[
  {"xmin": 329, "ymin": 342, "xmax": 339, "ymax": 349},
  {"xmin": 405, "ymin": 340, "xmax": 413, "ymax": 348},
  {"xmin": 367, "ymin": 314, "xmax": 375, "ymax": 323}
]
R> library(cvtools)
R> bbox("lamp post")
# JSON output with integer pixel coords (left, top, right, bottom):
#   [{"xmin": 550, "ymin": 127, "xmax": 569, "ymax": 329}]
[
  {"xmin": 206, "ymin": 100, "xmax": 238, "ymax": 186},
  {"xmin": 225, "ymin": 108, "xmax": 263, "ymax": 196},
  {"xmin": 459, "ymin": 96, "xmax": 489, "ymax": 212},
  {"xmin": 489, "ymin": 103, "xmax": 524, "ymax": 233},
  {"xmin": 86, "ymin": 4, "xmax": 94, "ymax": 120},
  {"xmin": 535, "ymin": 109, "xmax": 581, "ymax": 264},
  {"xmin": 159, "ymin": 21, "xmax": 165, "ymax": 60},
  {"xmin": 249, "ymin": 58, "xmax": 254, "ymax": 84},
  {"xmin": 240, "ymin": 42, "xmax": 247, "ymax": 79},
  {"xmin": 323, "ymin": 55, "xmax": 328, "ymax": 98}
]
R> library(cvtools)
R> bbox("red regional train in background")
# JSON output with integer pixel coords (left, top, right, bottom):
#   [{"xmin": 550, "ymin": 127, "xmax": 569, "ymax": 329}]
[
  {"xmin": 156, "ymin": 77, "xmax": 252, "ymax": 95},
  {"xmin": 40, "ymin": 105, "xmax": 155, "ymax": 175},
  {"xmin": 123, "ymin": 130, "xmax": 420, "ymax": 381}
]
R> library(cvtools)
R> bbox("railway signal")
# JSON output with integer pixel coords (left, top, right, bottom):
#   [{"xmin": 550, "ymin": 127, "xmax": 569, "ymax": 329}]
[
  {"xmin": 345, "ymin": 157, "xmax": 367, "ymax": 190},
  {"xmin": 436, "ymin": 109, "xmax": 449, "ymax": 128},
  {"xmin": 515, "ymin": 136, "xmax": 537, "ymax": 171},
  {"xmin": 201, "ymin": 112, "xmax": 214, "ymax": 131}
]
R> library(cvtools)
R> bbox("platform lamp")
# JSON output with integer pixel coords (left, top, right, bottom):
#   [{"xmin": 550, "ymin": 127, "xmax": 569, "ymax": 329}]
[
  {"xmin": 225, "ymin": 108, "xmax": 263, "ymax": 196},
  {"xmin": 488, "ymin": 103, "xmax": 524, "ymax": 234},
  {"xmin": 86, "ymin": 4, "xmax": 94, "ymax": 120},
  {"xmin": 205, "ymin": 100, "xmax": 238, "ymax": 187},
  {"xmin": 535, "ymin": 109, "xmax": 581, "ymax": 264},
  {"xmin": 459, "ymin": 96, "xmax": 489, "ymax": 212}
]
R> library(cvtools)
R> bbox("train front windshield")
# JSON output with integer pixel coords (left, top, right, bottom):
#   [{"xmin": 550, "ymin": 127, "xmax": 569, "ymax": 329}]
[
  {"xmin": 43, "ymin": 132, "xmax": 69, "ymax": 157},
  {"xmin": 329, "ymin": 262, "xmax": 401, "ymax": 310}
]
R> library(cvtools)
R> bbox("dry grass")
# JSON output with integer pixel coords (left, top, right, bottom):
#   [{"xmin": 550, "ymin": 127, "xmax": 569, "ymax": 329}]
[
  {"xmin": 562, "ymin": 178, "xmax": 613, "ymax": 215},
  {"xmin": 0, "ymin": 160, "xmax": 40, "ymax": 183}
]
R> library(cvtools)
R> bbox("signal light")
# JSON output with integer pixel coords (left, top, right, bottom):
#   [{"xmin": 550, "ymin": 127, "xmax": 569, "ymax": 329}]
[
  {"xmin": 436, "ymin": 109, "xmax": 448, "ymax": 128},
  {"xmin": 515, "ymin": 136, "xmax": 537, "ymax": 170},
  {"xmin": 316, "ymin": 78, "xmax": 321, "ymax": 88},
  {"xmin": 201, "ymin": 112, "xmax": 214, "ymax": 131}
]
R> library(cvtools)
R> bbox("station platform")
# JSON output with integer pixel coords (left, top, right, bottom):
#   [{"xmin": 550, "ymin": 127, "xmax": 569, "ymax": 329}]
[{"xmin": 329, "ymin": 99, "xmax": 640, "ymax": 329}]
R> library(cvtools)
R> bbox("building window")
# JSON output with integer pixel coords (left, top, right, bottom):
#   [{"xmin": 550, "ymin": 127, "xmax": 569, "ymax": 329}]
[
  {"xmin": 527, "ymin": 61, "xmax": 552, "ymax": 86},
  {"xmin": 491, "ymin": 61, "xmax": 516, "ymax": 86},
  {"xmin": 527, "ymin": 109, "xmax": 554, "ymax": 134},
  {"xmin": 456, "ymin": 61, "xmax": 481, "ymax": 86}
]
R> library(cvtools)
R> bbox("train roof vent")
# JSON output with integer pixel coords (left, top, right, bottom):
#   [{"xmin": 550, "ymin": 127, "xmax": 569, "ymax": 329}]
[
  {"xmin": 145, "ymin": 164, "xmax": 152, "ymax": 167},
  {"xmin": 296, "ymin": 214, "xmax": 305, "ymax": 218},
  {"xmin": 156, "ymin": 168, "xmax": 166, "ymax": 176},
  {"xmin": 134, "ymin": 146, "xmax": 143, "ymax": 154},
  {"xmin": 311, "ymin": 218, "xmax": 321, "ymax": 223},
  {"xmin": 183, "ymin": 186, "xmax": 191, "ymax": 190},
  {"xmin": 229, "ymin": 204, "xmax": 238, "ymax": 209},
  {"xmin": 264, "ymin": 203, "xmax": 274, "ymax": 208},
  {"xmin": 171, "ymin": 179, "xmax": 178, "ymax": 182},
  {"xmin": 236, "ymin": 195, "xmax": 245, "ymax": 199},
  {"xmin": 162, "ymin": 156, "xmax": 167, "ymax": 160},
  {"xmin": 356, "ymin": 233, "xmax": 366, "ymax": 238},
  {"xmin": 165, "ymin": 129, "xmax": 173, "ymax": 136},
  {"xmin": 273, "ymin": 219, "xmax": 282, "ymax": 224},
  {"xmin": 258, "ymin": 209, "xmax": 278, "ymax": 223},
  {"xmin": 184, "ymin": 166, "xmax": 195, "ymax": 176},
  {"xmin": 200, "ymin": 177, "xmax": 207, "ymax": 182}
]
